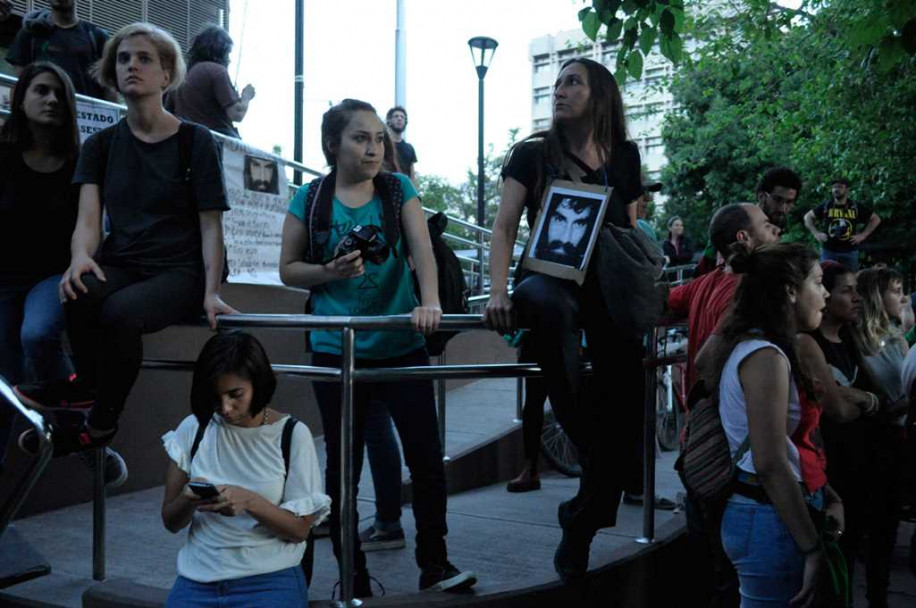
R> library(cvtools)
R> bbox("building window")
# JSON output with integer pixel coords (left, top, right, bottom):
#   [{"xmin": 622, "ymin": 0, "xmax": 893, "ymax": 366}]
[
  {"xmin": 533, "ymin": 118, "xmax": 550, "ymax": 131},
  {"xmin": 533, "ymin": 86, "xmax": 551, "ymax": 105}
]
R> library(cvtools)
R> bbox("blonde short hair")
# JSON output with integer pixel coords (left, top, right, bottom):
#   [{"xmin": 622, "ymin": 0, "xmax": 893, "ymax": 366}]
[{"xmin": 93, "ymin": 23, "xmax": 186, "ymax": 93}]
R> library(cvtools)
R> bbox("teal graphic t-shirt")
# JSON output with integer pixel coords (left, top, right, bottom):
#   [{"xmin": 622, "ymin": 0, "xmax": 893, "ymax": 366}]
[{"xmin": 288, "ymin": 173, "xmax": 425, "ymax": 359}]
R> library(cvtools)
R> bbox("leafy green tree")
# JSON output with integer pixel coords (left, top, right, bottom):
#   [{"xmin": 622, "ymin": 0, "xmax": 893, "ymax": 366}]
[
  {"xmin": 575, "ymin": 0, "xmax": 688, "ymax": 83},
  {"xmin": 658, "ymin": 0, "xmax": 916, "ymax": 274}
]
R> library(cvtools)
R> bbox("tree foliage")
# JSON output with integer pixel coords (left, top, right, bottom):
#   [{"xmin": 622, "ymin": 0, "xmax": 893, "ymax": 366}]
[
  {"xmin": 658, "ymin": 0, "xmax": 916, "ymax": 272},
  {"xmin": 417, "ymin": 129, "xmax": 525, "ymax": 241},
  {"xmin": 576, "ymin": 0, "xmax": 687, "ymax": 82}
]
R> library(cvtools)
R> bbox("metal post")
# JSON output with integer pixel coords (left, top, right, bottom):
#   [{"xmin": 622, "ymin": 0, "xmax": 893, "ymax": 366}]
[
  {"xmin": 475, "ymin": 74, "xmax": 486, "ymax": 294},
  {"xmin": 293, "ymin": 0, "xmax": 305, "ymax": 185},
  {"xmin": 337, "ymin": 328, "xmax": 361, "ymax": 606},
  {"xmin": 637, "ymin": 327, "xmax": 658, "ymax": 544},
  {"xmin": 394, "ymin": 0, "xmax": 406, "ymax": 106},
  {"xmin": 515, "ymin": 376, "xmax": 524, "ymax": 423},
  {"xmin": 436, "ymin": 352, "xmax": 449, "ymax": 462},
  {"xmin": 92, "ymin": 447, "xmax": 106, "ymax": 580}
]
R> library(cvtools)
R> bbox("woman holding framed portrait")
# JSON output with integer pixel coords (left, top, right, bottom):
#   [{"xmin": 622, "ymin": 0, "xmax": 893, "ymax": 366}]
[{"xmin": 484, "ymin": 57, "xmax": 645, "ymax": 582}]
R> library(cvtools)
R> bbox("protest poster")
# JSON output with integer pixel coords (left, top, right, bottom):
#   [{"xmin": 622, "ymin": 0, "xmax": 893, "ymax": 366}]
[
  {"xmin": 76, "ymin": 99, "xmax": 120, "ymax": 143},
  {"xmin": 221, "ymin": 138, "xmax": 292, "ymax": 285}
]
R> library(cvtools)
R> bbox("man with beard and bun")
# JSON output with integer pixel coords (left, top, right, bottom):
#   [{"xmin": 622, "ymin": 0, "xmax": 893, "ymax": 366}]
[
  {"xmin": 694, "ymin": 167, "xmax": 802, "ymax": 276},
  {"xmin": 385, "ymin": 106, "xmax": 417, "ymax": 184},
  {"xmin": 804, "ymin": 177, "xmax": 881, "ymax": 271},
  {"xmin": 4, "ymin": 0, "xmax": 115, "ymax": 101}
]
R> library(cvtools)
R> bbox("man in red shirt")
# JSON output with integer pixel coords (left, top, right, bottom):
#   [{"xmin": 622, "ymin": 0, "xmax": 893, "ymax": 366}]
[{"xmin": 667, "ymin": 203, "xmax": 781, "ymax": 388}]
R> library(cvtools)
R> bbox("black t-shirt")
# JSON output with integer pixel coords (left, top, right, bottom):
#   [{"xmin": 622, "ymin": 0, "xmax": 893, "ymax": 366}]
[
  {"xmin": 395, "ymin": 140, "xmax": 417, "ymax": 174},
  {"xmin": 73, "ymin": 120, "xmax": 229, "ymax": 270},
  {"xmin": 501, "ymin": 138, "xmax": 641, "ymax": 230},
  {"xmin": 7, "ymin": 19, "xmax": 108, "ymax": 99},
  {"xmin": 811, "ymin": 198, "xmax": 874, "ymax": 253},
  {"xmin": 0, "ymin": 144, "xmax": 78, "ymax": 287},
  {"xmin": 811, "ymin": 327, "xmax": 860, "ymax": 387}
]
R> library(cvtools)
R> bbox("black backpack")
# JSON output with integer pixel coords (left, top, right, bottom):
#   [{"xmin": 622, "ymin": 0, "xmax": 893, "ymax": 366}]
[
  {"xmin": 301, "ymin": 174, "xmax": 468, "ymax": 355},
  {"xmin": 95, "ymin": 122, "xmax": 230, "ymax": 282},
  {"xmin": 421, "ymin": 211, "xmax": 469, "ymax": 356},
  {"xmin": 188, "ymin": 415, "xmax": 316, "ymax": 586}
]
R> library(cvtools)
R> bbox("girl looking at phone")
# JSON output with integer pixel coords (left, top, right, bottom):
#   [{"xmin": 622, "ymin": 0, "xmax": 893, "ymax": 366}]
[{"xmin": 161, "ymin": 332, "xmax": 329, "ymax": 607}]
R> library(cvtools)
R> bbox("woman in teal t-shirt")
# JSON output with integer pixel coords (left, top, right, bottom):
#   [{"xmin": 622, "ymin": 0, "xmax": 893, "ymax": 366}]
[{"xmin": 279, "ymin": 99, "xmax": 475, "ymax": 597}]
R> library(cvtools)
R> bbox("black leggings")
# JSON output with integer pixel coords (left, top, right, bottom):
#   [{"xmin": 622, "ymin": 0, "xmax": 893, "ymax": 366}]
[
  {"xmin": 519, "ymin": 335, "xmax": 547, "ymax": 465},
  {"xmin": 512, "ymin": 271, "xmax": 645, "ymax": 533},
  {"xmin": 67, "ymin": 265, "xmax": 204, "ymax": 431}
]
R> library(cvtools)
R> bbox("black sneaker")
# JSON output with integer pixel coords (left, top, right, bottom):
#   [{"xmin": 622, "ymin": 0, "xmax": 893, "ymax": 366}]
[
  {"xmin": 78, "ymin": 447, "xmax": 129, "ymax": 488},
  {"xmin": 18, "ymin": 419, "xmax": 115, "ymax": 458},
  {"xmin": 554, "ymin": 528, "xmax": 594, "ymax": 583},
  {"xmin": 419, "ymin": 562, "xmax": 477, "ymax": 592},
  {"xmin": 358, "ymin": 524, "xmax": 406, "ymax": 552},
  {"xmin": 14, "ymin": 375, "xmax": 96, "ymax": 412}
]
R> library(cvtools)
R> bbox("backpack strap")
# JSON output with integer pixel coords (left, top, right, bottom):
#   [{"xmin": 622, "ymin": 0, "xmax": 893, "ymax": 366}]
[
  {"xmin": 304, "ymin": 174, "xmax": 330, "ymax": 263},
  {"xmin": 304, "ymin": 171, "xmax": 404, "ymax": 263},
  {"xmin": 188, "ymin": 418, "xmax": 209, "ymax": 467},
  {"xmin": 731, "ymin": 436, "xmax": 751, "ymax": 468},
  {"xmin": 281, "ymin": 415, "xmax": 299, "ymax": 478},
  {"xmin": 176, "ymin": 122, "xmax": 196, "ymax": 190},
  {"xmin": 95, "ymin": 124, "xmax": 119, "ymax": 196}
]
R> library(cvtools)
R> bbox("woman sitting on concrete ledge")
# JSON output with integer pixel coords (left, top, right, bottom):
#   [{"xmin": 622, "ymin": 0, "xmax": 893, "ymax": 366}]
[{"xmin": 161, "ymin": 331, "xmax": 329, "ymax": 608}]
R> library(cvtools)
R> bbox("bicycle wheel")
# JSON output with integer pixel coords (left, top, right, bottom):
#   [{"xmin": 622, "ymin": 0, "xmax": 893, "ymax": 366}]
[
  {"xmin": 540, "ymin": 408, "xmax": 582, "ymax": 477},
  {"xmin": 656, "ymin": 367, "xmax": 681, "ymax": 451}
]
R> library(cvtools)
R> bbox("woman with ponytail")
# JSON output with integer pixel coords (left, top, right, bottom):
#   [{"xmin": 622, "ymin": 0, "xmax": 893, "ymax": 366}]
[{"xmin": 700, "ymin": 242, "xmax": 843, "ymax": 607}]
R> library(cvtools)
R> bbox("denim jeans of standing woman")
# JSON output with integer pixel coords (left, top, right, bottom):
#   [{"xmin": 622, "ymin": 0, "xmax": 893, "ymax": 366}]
[{"xmin": 0, "ymin": 275, "xmax": 73, "ymax": 468}]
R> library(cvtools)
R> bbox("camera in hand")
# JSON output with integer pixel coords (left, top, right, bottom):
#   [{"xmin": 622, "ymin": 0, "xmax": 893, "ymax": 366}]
[{"xmin": 334, "ymin": 224, "xmax": 390, "ymax": 265}]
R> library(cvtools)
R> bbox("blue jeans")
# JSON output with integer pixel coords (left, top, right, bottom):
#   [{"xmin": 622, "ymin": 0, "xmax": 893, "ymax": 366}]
[
  {"xmin": 165, "ymin": 566, "xmax": 307, "ymax": 607},
  {"xmin": 820, "ymin": 248, "xmax": 859, "ymax": 271},
  {"xmin": 0, "ymin": 276, "xmax": 73, "ymax": 466},
  {"xmin": 364, "ymin": 401, "xmax": 403, "ymax": 529},
  {"xmin": 720, "ymin": 494, "xmax": 804, "ymax": 607}
]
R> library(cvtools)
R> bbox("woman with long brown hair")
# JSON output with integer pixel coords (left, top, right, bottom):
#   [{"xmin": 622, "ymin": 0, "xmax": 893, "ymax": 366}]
[{"xmin": 484, "ymin": 57, "xmax": 644, "ymax": 580}]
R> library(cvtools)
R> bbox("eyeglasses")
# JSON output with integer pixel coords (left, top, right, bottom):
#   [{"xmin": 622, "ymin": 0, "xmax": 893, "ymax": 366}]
[{"xmin": 765, "ymin": 192, "xmax": 795, "ymax": 207}]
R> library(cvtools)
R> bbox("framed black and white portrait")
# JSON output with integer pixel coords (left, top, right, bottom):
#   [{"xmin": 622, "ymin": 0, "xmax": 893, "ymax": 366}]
[{"xmin": 522, "ymin": 180, "xmax": 612, "ymax": 284}]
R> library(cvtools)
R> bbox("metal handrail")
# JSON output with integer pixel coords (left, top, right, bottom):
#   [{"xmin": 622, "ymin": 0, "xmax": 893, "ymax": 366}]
[{"xmin": 0, "ymin": 381, "xmax": 55, "ymax": 538}]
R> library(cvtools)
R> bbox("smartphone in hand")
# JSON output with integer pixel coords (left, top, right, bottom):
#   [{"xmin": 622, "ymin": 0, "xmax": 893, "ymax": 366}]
[{"xmin": 187, "ymin": 481, "xmax": 220, "ymax": 500}]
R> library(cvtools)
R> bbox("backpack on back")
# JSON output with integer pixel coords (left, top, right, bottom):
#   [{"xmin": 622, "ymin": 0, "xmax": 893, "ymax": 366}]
[
  {"xmin": 421, "ymin": 211, "xmax": 468, "ymax": 356},
  {"xmin": 676, "ymin": 383, "xmax": 750, "ymax": 504}
]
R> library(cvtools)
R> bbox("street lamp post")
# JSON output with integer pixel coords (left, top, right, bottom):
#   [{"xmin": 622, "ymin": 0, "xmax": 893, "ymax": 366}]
[{"xmin": 467, "ymin": 36, "xmax": 498, "ymax": 295}]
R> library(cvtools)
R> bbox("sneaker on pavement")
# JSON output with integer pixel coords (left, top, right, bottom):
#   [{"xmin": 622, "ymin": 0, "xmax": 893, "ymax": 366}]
[
  {"xmin": 419, "ymin": 562, "xmax": 477, "ymax": 592},
  {"xmin": 18, "ymin": 419, "xmax": 115, "ymax": 458},
  {"xmin": 14, "ymin": 375, "xmax": 95, "ymax": 412},
  {"xmin": 78, "ymin": 447, "xmax": 129, "ymax": 488},
  {"xmin": 359, "ymin": 524, "xmax": 406, "ymax": 552}
]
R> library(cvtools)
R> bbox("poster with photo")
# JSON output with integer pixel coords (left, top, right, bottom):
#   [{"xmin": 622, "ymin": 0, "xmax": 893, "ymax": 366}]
[
  {"xmin": 221, "ymin": 138, "xmax": 291, "ymax": 285},
  {"xmin": 522, "ymin": 180, "xmax": 612, "ymax": 285}
]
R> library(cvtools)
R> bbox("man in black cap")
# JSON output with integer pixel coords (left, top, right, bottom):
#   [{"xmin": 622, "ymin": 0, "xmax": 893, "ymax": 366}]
[{"xmin": 635, "ymin": 180, "xmax": 664, "ymax": 256}]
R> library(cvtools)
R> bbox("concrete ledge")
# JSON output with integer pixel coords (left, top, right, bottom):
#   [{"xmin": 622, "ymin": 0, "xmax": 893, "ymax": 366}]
[
  {"xmin": 81, "ymin": 518, "xmax": 694, "ymax": 608},
  {"xmin": 82, "ymin": 579, "xmax": 168, "ymax": 608}
]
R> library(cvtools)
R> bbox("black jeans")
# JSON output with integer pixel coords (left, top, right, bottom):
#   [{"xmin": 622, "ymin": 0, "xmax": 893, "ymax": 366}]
[
  {"xmin": 512, "ymin": 272, "xmax": 645, "ymax": 534},
  {"xmin": 311, "ymin": 348, "xmax": 448, "ymax": 573},
  {"xmin": 67, "ymin": 265, "xmax": 204, "ymax": 431}
]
